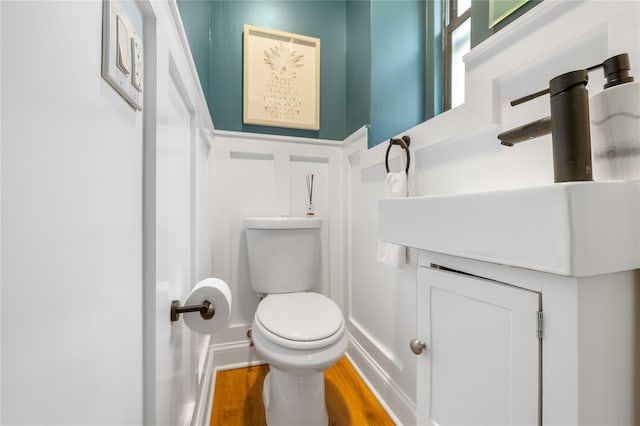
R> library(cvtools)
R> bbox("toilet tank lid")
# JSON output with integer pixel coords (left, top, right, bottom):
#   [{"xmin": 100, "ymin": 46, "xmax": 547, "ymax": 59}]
[{"xmin": 244, "ymin": 216, "xmax": 322, "ymax": 229}]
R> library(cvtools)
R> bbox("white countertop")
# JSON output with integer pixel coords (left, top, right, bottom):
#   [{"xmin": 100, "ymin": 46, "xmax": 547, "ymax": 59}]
[{"xmin": 379, "ymin": 181, "xmax": 640, "ymax": 277}]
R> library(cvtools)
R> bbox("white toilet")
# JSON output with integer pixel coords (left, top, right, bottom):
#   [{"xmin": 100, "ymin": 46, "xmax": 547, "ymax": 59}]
[{"xmin": 244, "ymin": 216, "xmax": 348, "ymax": 426}]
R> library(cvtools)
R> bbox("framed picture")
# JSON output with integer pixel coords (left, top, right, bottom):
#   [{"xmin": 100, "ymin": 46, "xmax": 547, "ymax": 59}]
[
  {"xmin": 243, "ymin": 24, "xmax": 320, "ymax": 130},
  {"xmin": 489, "ymin": 0, "xmax": 528, "ymax": 28}
]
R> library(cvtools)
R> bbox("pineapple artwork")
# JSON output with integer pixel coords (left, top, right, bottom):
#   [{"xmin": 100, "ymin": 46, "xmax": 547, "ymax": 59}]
[
  {"xmin": 263, "ymin": 41, "xmax": 304, "ymax": 121},
  {"xmin": 244, "ymin": 25, "xmax": 320, "ymax": 130}
]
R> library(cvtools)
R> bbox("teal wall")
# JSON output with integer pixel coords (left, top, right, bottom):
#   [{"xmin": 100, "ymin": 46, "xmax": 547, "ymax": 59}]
[
  {"xmin": 369, "ymin": 0, "xmax": 425, "ymax": 147},
  {"xmin": 178, "ymin": 0, "xmax": 427, "ymax": 147},
  {"xmin": 179, "ymin": 0, "xmax": 347, "ymax": 141},
  {"xmin": 178, "ymin": 1, "xmax": 538, "ymax": 147},
  {"xmin": 345, "ymin": 0, "xmax": 371, "ymax": 137},
  {"xmin": 176, "ymin": 1, "xmax": 211, "ymax": 108}
]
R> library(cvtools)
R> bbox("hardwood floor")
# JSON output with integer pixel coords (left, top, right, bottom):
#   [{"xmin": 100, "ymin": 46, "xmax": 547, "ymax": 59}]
[{"xmin": 210, "ymin": 356, "xmax": 395, "ymax": 425}]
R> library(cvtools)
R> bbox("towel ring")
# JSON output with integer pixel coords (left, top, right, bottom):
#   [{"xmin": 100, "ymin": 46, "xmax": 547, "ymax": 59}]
[{"xmin": 385, "ymin": 135, "xmax": 411, "ymax": 174}]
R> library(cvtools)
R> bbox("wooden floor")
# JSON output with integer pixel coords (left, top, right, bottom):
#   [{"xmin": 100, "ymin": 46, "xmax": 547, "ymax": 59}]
[{"xmin": 210, "ymin": 356, "xmax": 395, "ymax": 426}]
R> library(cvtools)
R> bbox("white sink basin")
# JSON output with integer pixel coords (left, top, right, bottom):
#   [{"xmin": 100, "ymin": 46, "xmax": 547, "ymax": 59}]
[{"xmin": 379, "ymin": 181, "xmax": 640, "ymax": 276}]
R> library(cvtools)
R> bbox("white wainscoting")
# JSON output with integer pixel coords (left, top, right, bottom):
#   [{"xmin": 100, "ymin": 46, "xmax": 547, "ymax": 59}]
[
  {"xmin": 208, "ymin": 130, "xmax": 345, "ymax": 348},
  {"xmin": 203, "ymin": 126, "xmax": 418, "ymax": 425},
  {"xmin": 143, "ymin": 3, "xmax": 215, "ymax": 426},
  {"xmin": 343, "ymin": 128, "xmax": 418, "ymax": 425},
  {"xmin": 202, "ymin": 132, "xmax": 345, "ymax": 426}
]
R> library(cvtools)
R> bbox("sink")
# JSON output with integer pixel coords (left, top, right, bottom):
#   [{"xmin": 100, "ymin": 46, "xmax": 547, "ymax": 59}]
[{"xmin": 379, "ymin": 181, "xmax": 640, "ymax": 276}]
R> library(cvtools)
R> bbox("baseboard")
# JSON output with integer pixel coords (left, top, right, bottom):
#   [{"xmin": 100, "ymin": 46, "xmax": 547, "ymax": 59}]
[
  {"xmin": 191, "ymin": 339, "xmax": 265, "ymax": 426},
  {"xmin": 211, "ymin": 339, "xmax": 265, "ymax": 371},
  {"xmin": 347, "ymin": 333, "xmax": 417, "ymax": 426},
  {"xmin": 191, "ymin": 343, "xmax": 216, "ymax": 426}
]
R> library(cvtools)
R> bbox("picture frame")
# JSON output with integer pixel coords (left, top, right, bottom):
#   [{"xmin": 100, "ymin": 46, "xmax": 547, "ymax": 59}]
[
  {"xmin": 489, "ymin": 0, "xmax": 529, "ymax": 28},
  {"xmin": 243, "ymin": 24, "xmax": 320, "ymax": 130}
]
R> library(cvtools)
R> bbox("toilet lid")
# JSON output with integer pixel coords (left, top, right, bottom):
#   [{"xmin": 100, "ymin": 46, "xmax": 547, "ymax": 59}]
[{"xmin": 256, "ymin": 293, "xmax": 343, "ymax": 342}]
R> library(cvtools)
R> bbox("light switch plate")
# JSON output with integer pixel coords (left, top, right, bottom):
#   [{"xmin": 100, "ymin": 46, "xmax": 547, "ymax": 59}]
[
  {"xmin": 101, "ymin": 0, "xmax": 143, "ymax": 110},
  {"xmin": 131, "ymin": 34, "xmax": 143, "ymax": 92}
]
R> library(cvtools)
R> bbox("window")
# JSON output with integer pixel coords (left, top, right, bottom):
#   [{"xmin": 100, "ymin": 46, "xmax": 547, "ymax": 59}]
[{"xmin": 442, "ymin": 0, "xmax": 471, "ymax": 110}]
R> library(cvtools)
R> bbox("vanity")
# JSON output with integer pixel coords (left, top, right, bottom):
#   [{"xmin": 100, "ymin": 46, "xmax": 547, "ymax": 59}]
[{"xmin": 379, "ymin": 181, "xmax": 640, "ymax": 425}]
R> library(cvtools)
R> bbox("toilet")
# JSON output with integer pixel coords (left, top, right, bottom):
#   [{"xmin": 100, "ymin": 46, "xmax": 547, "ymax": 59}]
[{"xmin": 244, "ymin": 216, "xmax": 348, "ymax": 426}]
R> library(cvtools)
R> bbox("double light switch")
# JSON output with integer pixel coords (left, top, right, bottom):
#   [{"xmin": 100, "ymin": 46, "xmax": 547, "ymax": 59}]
[{"xmin": 102, "ymin": 0, "xmax": 143, "ymax": 110}]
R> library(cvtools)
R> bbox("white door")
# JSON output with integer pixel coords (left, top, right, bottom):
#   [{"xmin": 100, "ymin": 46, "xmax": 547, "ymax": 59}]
[
  {"xmin": 417, "ymin": 266, "xmax": 541, "ymax": 425},
  {"xmin": 144, "ymin": 28, "xmax": 199, "ymax": 425}
]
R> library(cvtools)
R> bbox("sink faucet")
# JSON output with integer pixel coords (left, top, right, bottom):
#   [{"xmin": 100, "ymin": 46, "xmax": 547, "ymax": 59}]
[
  {"xmin": 498, "ymin": 53, "xmax": 634, "ymax": 183},
  {"xmin": 498, "ymin": 70, "xmax": 592, "ymax": 183}
]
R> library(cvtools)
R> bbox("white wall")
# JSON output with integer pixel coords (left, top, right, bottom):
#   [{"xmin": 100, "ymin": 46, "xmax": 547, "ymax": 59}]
[
  {"xmin": 1, "ymin": 1, "xmax": 214, "ymax": 425},
  {"xmin": 1, "ymin": 1, "xmax": 143, "ymax": 423},
  {"xmin": 343, "ymin": 1, "xmax": 640, "ymax": 423}
]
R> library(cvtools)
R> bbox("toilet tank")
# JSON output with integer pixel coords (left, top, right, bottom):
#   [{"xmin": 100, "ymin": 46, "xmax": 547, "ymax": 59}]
[{"xmin": 244, "ymin": 217, "xmax": 322, "ymax": 294}]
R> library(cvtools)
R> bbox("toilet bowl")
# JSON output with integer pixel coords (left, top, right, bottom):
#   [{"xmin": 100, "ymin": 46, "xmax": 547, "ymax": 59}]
[
  {"xmin": 252, "ymin": 292, "xmax": 348, "ymax": 425},
  {"xmin": 244, "ymin": 217, "xmax": 347, "ymax": 426}
]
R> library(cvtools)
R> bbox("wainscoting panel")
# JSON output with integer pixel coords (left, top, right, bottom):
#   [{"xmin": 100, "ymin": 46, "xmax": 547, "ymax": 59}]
[
  {"xmin": 209, "ymin": 131, "xmax": 343, "ymax": 346},
  {"xmin": 226, "ymin": 152, "xmax": 275, "ymax": 326},
  {"xmin": 343, "ymin": 129, "xmax": 418, "ymax": 425},
  {"xmin": 290, "ymin": 158, "xmax": 330, "ymax": 294}
]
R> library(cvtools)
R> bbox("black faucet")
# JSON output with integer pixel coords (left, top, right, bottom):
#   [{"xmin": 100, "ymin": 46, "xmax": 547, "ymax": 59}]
[
  {"xmin": 498, "ymin": 70, "xmax": 592, "ymax": 183},
  {"xmin": 498, "ymin": 53, "xmax": 634, "ymax": 183}
]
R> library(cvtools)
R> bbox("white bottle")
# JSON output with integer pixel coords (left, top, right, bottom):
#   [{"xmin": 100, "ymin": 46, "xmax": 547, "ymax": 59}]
[{"xmin": 590, "ymin": 81, "xmax": 640, "ymax": 181}]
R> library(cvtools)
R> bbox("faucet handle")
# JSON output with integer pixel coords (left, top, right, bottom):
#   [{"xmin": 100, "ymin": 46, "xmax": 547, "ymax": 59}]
[
  {"xmin": 511, "ymin": 88, "xmax": 550, "ymax": 106},
  {"xmin": 511, "ymin": 70, "xmax": 589, "ymax": 108},
  {"xmin": 511, "ymin": 54, "xmax": 633, "ymax": 107}
]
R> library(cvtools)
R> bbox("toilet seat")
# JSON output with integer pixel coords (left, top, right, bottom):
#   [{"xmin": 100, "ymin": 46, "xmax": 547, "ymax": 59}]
[{"xmin": 255, "ymin": 292, "xmax": 344, "ymax": 350}]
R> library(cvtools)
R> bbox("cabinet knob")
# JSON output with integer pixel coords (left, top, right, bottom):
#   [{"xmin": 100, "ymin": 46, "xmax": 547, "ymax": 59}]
[{"xmin": 409, "ymin": 338, "xmax": 427, "ymax": 355}]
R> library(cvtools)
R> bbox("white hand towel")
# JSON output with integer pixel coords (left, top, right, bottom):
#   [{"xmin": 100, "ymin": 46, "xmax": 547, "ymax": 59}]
[{"xmin": 377, "ymin": 171, "xmax": 408, "ymax": 267}]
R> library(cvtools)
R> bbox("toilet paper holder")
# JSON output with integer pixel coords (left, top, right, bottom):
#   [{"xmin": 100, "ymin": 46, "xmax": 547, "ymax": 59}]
[{"xmin": 170, "ymin": 299, "xmax": 215, "ymax": 322}]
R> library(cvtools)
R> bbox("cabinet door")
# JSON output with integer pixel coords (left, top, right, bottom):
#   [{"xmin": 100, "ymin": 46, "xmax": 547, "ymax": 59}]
[{"xmin": 417, "ymin": 267, "xmax": 541, "ymax": 426}]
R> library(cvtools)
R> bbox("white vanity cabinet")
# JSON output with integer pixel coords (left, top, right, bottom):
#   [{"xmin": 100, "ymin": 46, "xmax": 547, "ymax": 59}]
[
  {"xmin": 416, "ymin": 261, "xmax": 541, "ymax": 425},
  {"xmin": 415, "ymin": 250, "xmax": 638, "ymax": 426},
  {"xmin": 379, "ymin": 182, "xmax": 640, "ymax": 425}
]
